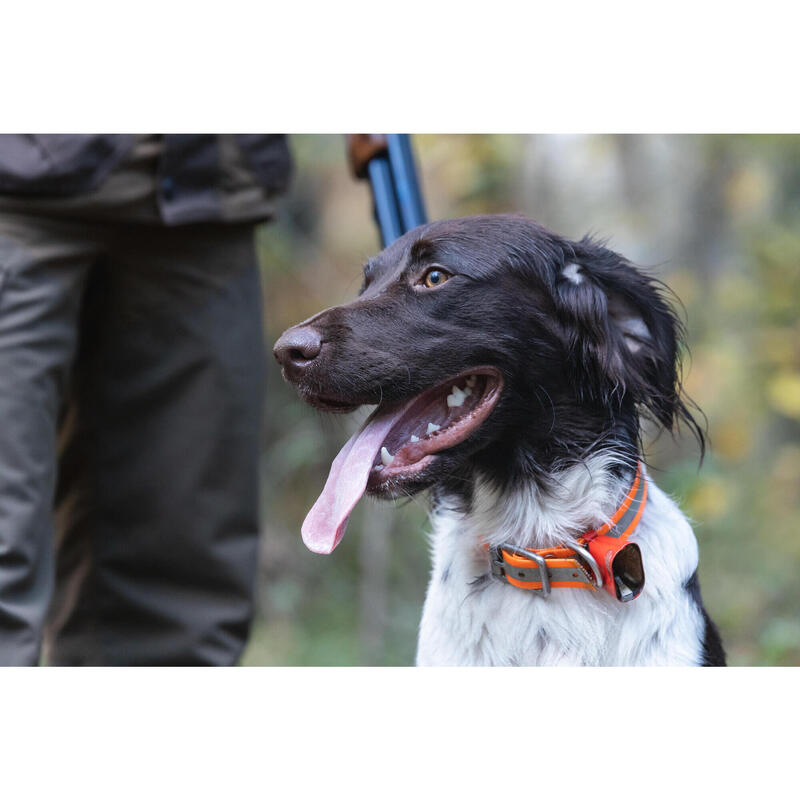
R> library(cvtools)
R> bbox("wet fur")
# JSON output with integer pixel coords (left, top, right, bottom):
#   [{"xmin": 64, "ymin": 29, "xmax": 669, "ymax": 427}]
[{"xmin": 280, "ymin": 214, "xmax": 725, "ymax": 666}]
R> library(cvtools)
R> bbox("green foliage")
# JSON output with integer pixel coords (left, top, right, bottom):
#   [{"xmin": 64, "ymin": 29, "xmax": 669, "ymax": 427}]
[{"xmin": 242, "ymin": 135, "xmax": 800, "ymax": 666}]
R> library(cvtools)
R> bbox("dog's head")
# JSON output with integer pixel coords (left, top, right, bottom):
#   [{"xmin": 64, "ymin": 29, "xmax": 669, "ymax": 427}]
[{"xmin": 275, "ymin": 214, "xmax": 702, "ymax": 553}]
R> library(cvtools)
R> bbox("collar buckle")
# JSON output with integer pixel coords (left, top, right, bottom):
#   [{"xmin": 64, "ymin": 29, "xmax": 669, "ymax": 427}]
[
  {"xmin": 489, "ymin": 544, "xmax": 551, "ymax": 597},
  {"xmin": 570, "ymin": 541, "xmax": 604, "ymax": 589}
]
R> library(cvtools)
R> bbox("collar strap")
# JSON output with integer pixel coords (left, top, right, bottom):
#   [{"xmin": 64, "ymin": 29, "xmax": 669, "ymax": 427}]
[{"xmin": 488, "ymin": 461, "xmax": 648, "ymax": 603}]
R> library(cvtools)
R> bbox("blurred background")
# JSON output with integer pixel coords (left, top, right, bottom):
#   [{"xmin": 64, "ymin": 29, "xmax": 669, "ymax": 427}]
[{"xmin": 242, "ymin": 134, "xmax": 800, "ymax": 667}]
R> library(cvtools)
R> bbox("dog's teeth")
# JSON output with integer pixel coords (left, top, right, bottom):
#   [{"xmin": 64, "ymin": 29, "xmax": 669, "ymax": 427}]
[
  {"xmin": 466, "ymin": 375, "xmax": 477, "ymax": 387},
  {"xmin": 380, "ymin": 446, "xmax": 394, "ymax": 467},
  {"xmin": 410, "ymin": 435, "xmax": 420, "ymax": 443},
  {"xmin": 447, "ymin": 386, "xmax": 466, "ymax": 407},
  {"xmin": 372, "ymin": 465, "xmax": 384, "ymax": 472},
  {"xmin": 426, "ymin": 422, "xmax": 440, "ymax": 435},
  {"xmin": 463, "ymin": 386, "xmax": 472, "ymax": 396}
]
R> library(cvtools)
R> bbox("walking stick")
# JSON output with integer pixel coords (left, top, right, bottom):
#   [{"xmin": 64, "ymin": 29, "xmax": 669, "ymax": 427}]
[{"xmin": 347, "ymin": 134, "xmax": 427, "ymax": 247}]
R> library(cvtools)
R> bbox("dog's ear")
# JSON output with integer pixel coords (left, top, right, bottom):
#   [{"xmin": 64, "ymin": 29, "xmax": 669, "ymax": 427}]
[{"xmin": 554, "ymin": 242, "xmax": 703, "ymax": 448}]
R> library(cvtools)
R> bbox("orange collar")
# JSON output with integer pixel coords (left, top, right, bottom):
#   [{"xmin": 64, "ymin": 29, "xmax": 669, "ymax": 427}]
[{"xmin": 488, "ymin": 461, "xmax": 648, "ymax": 602}]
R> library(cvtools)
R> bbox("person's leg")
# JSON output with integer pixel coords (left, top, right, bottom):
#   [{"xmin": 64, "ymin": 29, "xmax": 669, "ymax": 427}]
[
  {"xmin": 0, "ymin": 213, "xmax": 97, "ymax": 665},
  {"xmin": 45, "ymin": 223, "xmax": 266, "ymax": 666}
]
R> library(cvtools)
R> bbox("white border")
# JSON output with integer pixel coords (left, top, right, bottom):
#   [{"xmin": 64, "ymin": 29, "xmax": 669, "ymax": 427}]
[
  {"xmin": 2, "ymin": 667, "xmax": 797, "ymax": 798},
  {"xmin": 3, "ymin": 1, "xmax": 799, "ymax": 132}
]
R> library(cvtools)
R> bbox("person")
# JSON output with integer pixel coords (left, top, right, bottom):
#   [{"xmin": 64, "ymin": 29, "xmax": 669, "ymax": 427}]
[{"xmin": 0, "ymin": 134, "xmax": 291, "ymax": 665}]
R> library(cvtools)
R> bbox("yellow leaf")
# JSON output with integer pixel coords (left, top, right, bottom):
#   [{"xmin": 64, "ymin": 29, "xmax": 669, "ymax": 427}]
[{"xmin": 767, "ymin": 372, "xmax": 800, "ymax": 420}]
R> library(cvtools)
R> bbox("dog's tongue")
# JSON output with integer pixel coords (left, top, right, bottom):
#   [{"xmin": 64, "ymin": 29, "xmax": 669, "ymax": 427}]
[{"xmin": 301, "ymin": 407, "xmax": 400, "ymax": 554}]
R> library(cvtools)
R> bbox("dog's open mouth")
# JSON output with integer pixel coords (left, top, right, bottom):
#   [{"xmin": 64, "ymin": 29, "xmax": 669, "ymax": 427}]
[
  {"xmin": 366, "ymin": 368, "xmax": 503, "ymax": 487},
  {"xmin": 301, "ymin": 367, "xmax": 503, "ymax": 554}
]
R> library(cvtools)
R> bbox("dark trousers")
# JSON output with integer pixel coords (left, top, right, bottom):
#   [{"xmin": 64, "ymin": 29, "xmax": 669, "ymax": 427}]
[{"xmin": 0, "ymin": 211, "xmax": 265, "ymax": 665}]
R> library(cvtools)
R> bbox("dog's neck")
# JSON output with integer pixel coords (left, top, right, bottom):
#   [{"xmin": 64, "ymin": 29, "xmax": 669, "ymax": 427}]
[
  {"xmin": 436, "ymin": 450, "xmax": 638, "ymax": 552},
  {"xmin": 419, "ymin": 455, "xmax": 706, "ymax": 666}
]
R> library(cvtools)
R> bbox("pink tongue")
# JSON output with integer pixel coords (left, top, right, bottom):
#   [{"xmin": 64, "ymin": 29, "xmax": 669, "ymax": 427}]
[{"xmin": 301, "ymin": 407, "xmax": 402, "ymax": 554}]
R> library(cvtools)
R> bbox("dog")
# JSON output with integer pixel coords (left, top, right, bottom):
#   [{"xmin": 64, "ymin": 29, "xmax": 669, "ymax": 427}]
[{"xmin": 274, "ymin": 214, "xmax": 725, "ymax": 666}]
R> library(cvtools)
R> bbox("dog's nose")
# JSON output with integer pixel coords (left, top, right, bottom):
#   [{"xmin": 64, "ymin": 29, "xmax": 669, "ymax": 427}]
[{"xmin": 273, "ymin": 326, "xmax": 323, "ymax": 371}]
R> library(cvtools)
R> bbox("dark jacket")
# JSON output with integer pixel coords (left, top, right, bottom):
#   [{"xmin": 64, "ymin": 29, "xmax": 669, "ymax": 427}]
[{"xmin": 0, "ymin": 134, "xmax": 292, "ymax": 225}]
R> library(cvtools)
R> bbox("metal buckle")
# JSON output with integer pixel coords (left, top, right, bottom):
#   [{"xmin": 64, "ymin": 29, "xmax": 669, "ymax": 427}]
[
  {"xmin": 489, "ymin": 545, "xmax": 507, "ymax": 579},
  {"xmin": 489, "ymin": 544, "xmax": 551, "ymax": 597},
  {"xmin": 570, "ymin": 541, "xmax": 604, "ymax": 589}
]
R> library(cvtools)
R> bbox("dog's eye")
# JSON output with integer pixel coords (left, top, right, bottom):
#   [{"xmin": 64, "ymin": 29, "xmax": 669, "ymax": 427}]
[{"xmin": 420, "ymin": 268, "xmax": 450, "ymax": 289}]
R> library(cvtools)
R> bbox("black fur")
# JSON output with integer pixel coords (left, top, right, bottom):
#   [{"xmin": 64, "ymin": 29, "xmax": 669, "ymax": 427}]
[
  {"xmin": 685, "ymin": 571, "xmax": 727, "ymax": 666},
  {"xmin": 280, "ymin": 214, "xmax": 703, "ymax": 503}
]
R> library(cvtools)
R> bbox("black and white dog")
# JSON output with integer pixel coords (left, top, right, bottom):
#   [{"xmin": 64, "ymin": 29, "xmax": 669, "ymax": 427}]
[{"xmin": 274, "ymin": 214, "xmax": 725, "ymax": 666}]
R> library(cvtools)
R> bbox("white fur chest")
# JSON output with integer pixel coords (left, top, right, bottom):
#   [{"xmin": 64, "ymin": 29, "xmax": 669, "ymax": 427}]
[{"xmin": 416, "ymin": 463, "xmax": 706, "ymax": 666}]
